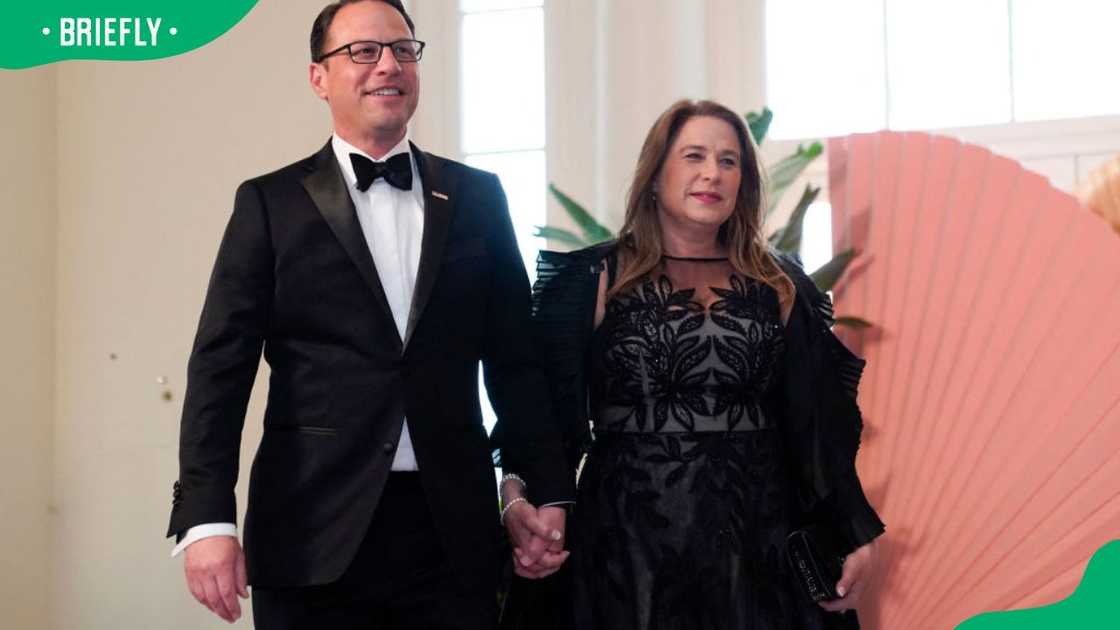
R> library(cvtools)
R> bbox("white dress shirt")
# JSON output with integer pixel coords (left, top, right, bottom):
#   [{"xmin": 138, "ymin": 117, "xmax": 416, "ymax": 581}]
[{"xmin": 173, "ymin": 133, "xmax": 426, "ymax": 556}]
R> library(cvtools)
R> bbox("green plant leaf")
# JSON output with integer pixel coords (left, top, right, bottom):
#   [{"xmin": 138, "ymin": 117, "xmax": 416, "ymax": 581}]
[
  {"xmin": 746, "ymin": 108, "xmax": 773, "ymax": 145},
  {"xmin": 809, "ymin": 247, "xmax": 857, "ymax": 292},
  {"xmin": 772, "ymin": 184, "xmax": 821, "ymax": 254},
  {"xmin": 548, "ymin": 183, "xmax": 616, "ymax": 244},
  {"xmin": 766, "ymin": 141, "xmax": 823, "ymax": 218},
  {"xmin": 834, "ymin": 316, "xmax": 872, "ymax": 329},
  {"xmin": 533, "ymin": 226, "xmax": 588, "ymax": 248}
]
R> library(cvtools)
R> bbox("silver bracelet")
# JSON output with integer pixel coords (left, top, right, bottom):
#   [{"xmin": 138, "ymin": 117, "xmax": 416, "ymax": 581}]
[
  {"xmin": 500, "ymin": 473, "xmax": 526, "ymax": 491},
  {"xmin": 500, "ymin": 496, "xmax": 527, "ymax": 525}
]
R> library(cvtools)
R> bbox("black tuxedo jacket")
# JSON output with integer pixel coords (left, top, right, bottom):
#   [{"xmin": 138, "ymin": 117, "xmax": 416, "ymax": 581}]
[{"xmin": 167, "ymin": 140, "xmax": 573, "ymax": 589}]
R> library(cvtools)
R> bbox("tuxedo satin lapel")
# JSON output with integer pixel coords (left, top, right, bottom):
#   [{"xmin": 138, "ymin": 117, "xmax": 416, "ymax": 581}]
[
  {"xmin": 404, "ymin": 145, "xmax": 456, "ymax": 349},
  {"xmin": 301, "ymin": 141, "xmax": 402, "ymax": 348}
]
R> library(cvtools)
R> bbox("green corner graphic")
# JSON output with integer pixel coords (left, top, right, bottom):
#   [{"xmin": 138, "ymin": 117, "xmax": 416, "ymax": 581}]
[
  {"xmin": 955, "ymin": 540, "xmax": 1120, "ymax": 629},
  {"xmin": 1, "ymin": 1, "xmax": 258, "ymax": 69}
]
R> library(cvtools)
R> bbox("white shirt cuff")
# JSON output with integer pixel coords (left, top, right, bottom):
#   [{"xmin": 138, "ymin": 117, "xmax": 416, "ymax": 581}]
[
  {"xmin": 171, "ymin": 523, "xmax": 238, "ymax": 557},
  {"xmin": 540, "ymin": 501, "xmax": 576, "ymax": 508}
]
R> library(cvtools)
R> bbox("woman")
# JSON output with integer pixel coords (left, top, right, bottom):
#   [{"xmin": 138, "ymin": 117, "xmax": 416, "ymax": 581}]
[{"xmin": 502, "ymin": 99, "xmax": 884, "ymax": 629}]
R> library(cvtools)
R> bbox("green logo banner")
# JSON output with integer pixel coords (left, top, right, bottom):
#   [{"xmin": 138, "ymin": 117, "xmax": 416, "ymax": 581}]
[
  {"xmin": 955, "ymin": 540, "xmax": 1120, "ymax": 629},
  {"xmin": 1, "ymin": 1, "xmax": 258, "ymax": 69}
]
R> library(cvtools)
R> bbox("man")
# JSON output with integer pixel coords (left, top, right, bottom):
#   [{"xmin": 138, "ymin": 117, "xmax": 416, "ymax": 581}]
[{"xmin": 166, "ymin": 1, "xmax": 570, "ymax": 626}]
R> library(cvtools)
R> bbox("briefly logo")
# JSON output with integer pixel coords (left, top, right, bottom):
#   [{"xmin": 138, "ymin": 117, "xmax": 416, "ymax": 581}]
[
  {"xmin": 0, "ymin": 2, "xmax": 258, "ymax": 70},
  {"xmin": 44, "ymin": 18, "xmax": 174, "ymax": 48}
]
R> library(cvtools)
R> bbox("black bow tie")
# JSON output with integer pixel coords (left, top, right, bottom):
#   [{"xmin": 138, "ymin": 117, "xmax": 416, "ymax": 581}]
[{"xmin": 350, "ymin": 152, "xmax": 413, "ymax": 192}]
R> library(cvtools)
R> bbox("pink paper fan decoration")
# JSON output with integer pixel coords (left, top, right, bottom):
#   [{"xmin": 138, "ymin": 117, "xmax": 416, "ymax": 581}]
[{"xmin": 827, "ymin": 131, "xmax": 1120, "ymax": 630}]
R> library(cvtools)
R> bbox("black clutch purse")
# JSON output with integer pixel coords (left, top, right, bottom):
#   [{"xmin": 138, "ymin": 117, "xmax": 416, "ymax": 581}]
[{"xmin": 785, "ymin": 526, "xmax": 844, "ymax": 603}]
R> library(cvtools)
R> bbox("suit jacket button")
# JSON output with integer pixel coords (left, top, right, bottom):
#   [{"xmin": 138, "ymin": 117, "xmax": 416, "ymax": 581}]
[{"xmin": 383, "ymin": 442, "xmax": 395, "ymax": 454}]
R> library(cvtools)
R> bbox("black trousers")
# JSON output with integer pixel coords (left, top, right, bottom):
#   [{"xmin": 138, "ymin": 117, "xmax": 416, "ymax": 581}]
[{"xmin": 252, "ymin": 473, "xmax": 498, "ymax": 630}]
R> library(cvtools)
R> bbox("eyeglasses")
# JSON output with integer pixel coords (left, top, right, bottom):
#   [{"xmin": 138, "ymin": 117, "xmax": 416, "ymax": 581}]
[{"xmin": 316, "ymin": 39, "xmax": 426, "ymax": 64}]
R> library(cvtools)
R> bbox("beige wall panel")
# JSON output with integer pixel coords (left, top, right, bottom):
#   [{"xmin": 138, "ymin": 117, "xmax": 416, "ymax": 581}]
[
  {"xmin": 48, "ymin": 2, "xmax": 352, "ymax": 627},
  {"xmin": 0, "ymin": 65, "xmax": 56, "ymax": 630}
]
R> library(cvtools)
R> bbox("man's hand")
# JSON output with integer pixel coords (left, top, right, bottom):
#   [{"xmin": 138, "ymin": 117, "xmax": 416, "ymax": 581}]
[
  {"xmin": 820, "ymin": 538, "xmax": 878, "ymax": 613},
  {"xmin": 183, "ymin": 536, "xmax": 249, "ymax": 623},
  {"xmin": 503, "ymin": 502, "xmax": 569, "ymax": 579}
]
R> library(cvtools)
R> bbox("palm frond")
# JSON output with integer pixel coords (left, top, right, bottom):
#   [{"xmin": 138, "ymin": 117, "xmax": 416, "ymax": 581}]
[
  {"xmin": 746, "ymin": 108, "xmax": 773, "ymax": 145},
  {"xmin": 834, "ymin": 316, "xmax": 872, "ymax": 329},
  {"xmin": 533, "ymin": 226, "xmax": 589, "ymax": 248},
  {"xmin": 769, "ymin": 184, "xmax": 821, "ymax": 254},
  {"xmin": 548, "ymin": 184, "xmax": 615, "ymax": 244},
  {"xmin": 766, "ymin": 142, "xmax": 823, "ymax": 218},
  {"xmin": 809, "ymin": 247, "xmax": 857, "ymax": 292}
]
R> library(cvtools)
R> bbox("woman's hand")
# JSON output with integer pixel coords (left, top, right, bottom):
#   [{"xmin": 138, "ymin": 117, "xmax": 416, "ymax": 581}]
[
  {"xmin": 819, "ymin": 538, "xmax": 879, "ymax": 613},
  {"xmin": 500, "ymin": 478, "xmax": 569, "ymax": 579}
]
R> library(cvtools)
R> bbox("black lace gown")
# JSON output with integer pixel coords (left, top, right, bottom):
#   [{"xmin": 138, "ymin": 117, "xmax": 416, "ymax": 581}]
[{"xmin": 568, "ymin": 256, "xmax": 852, "ymax": 630}]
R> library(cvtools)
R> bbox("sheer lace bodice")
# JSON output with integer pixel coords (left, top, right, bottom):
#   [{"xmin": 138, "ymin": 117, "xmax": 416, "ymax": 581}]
[{"xmin": 590, "ymin": 256, "xmax": 785, "ymax": 433}]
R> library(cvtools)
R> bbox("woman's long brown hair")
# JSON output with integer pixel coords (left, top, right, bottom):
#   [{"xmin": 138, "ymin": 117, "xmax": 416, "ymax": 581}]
[{"xmin": 611, "ymin": 99, "xmax": 794, "ymax": 308}]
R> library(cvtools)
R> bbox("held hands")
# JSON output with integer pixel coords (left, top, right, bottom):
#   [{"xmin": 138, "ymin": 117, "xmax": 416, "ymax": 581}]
[
  {"xmin": 820, "ymin": 538, "xmax": 878, "ymax": 613},
  {"xmin": 183, "ymin": 535, "xmax": 249, "ymax": 623},
  {"xmin": 501, "ymin": 480, "xmax": 569, "ymax": 579}
]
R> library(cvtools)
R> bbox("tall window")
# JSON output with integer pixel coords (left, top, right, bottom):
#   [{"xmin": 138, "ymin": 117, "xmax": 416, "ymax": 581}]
[
  {"xmin": 799, "ymin": 202, "xmax": 833, "ymax": 276},
  {"xmin": 459, "ymin": 0, "xmax": 546, "ymax": 274},
  {"xmin": 459, "ymin": 0, "xmax": 546, "ymax": 431},
  {"xmin": 766, "ymin": 0, "xmax": 1120, "ymax": 139},
  {"xmin": 765, "ymin": 0, "xmax": 1120, "ymax": 272}
]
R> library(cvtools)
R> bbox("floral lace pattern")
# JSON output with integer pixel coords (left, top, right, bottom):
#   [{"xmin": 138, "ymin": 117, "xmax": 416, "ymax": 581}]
[{"xmin": 592, "ymin": 268, "xmax": 784, "ymax": 433}]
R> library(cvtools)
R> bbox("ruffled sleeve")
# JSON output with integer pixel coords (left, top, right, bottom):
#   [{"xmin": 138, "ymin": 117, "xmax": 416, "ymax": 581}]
[
  {"xmin": 491, "ymin": 243, "xmax": 609, "ymax": 474},
  {"xmin": 773, "ymin": 251, "xmax": 885, "ymax": 555}
]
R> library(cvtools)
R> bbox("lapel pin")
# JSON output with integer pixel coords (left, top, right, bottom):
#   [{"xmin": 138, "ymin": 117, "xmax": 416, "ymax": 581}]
[{"xmin": 431, "ymin": 191, "xmax": 449, "ymax": 200}]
